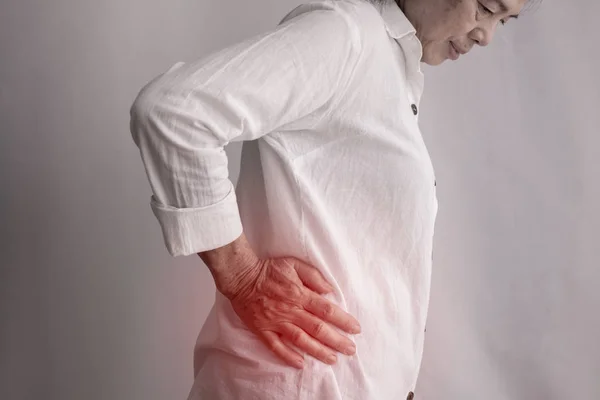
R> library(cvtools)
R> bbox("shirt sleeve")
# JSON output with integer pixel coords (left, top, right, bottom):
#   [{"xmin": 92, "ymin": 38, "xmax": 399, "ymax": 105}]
[{"xmin": 129, "ymin": 2, "xmax": 362, "ymax": 256}]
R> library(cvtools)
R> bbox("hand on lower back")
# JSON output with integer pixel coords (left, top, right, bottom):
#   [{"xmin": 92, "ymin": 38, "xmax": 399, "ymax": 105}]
[{"xmin": 224, "ymin": 256, "xmax": 361, "ymax": 369}]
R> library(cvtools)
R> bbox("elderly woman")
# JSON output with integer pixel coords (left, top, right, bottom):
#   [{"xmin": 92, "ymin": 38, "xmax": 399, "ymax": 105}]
[{"xmin": 129, "ymin": 0, "xmax": 526, "ymax": 398}]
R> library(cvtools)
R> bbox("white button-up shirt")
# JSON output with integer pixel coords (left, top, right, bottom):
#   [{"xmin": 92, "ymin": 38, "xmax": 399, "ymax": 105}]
[{"xmin": 130, "ymin": 0, "xmax": 438, "ymax": 398}]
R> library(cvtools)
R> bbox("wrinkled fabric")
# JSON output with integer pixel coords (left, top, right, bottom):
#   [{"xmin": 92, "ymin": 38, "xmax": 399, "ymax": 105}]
[{"xmin": 129, "ymin": 0, "xmax": 438, "ymax": 398}]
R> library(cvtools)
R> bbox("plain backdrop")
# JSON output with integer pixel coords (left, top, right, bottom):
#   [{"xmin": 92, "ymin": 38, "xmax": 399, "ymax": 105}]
[{"xmin": 1, "ymin": 0, "xmax": 598, "ymax": 399}]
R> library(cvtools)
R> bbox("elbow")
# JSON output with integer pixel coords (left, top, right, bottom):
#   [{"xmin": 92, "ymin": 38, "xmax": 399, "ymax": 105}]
[
  {"xmin": 130, "ymin": 63, "xmax": 189, "ymax": 148},
  {"xmin": 129, "ymin": 75, "xmax": 195, "ymax": 150},
  {"xmin": 129, "ymin": 84, "xmax": 161, "ymax": 148}
]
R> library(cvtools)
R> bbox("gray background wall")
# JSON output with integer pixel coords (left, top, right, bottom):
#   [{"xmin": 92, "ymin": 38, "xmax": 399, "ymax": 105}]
[{"xmin": 1, "ymin": 0, "xmax": 598, "ymax": 399}]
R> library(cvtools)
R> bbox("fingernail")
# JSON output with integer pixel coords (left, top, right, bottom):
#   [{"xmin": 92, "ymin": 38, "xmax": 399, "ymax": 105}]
[
  {"xmin": 345, "ymin": 343, "xmax": 356, "ymax": 355},
  {"xmin": 351, "ymin": 323, "xmax": 361, "ymax": 334},
  {"xmin": 327, "ymin": 354, "xmax": 337, "ymax": 364},
  {"xmin": 294, "ymin": 359, "xmax": 304, "ymax": 369}
]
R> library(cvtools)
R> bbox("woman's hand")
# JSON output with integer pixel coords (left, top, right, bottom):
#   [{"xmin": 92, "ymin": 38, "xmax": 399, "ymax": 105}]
[
  {"xmin": 223, "ymin": 256, "xmax": 361, "ymax": 369},
  {"xmin": 199, "ymin": 233, "xmax": 361, "ymax": 369}
]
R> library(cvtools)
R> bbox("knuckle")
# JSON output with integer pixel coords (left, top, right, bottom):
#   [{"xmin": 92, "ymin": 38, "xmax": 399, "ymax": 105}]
[
  {"xmin": 312, "ymin": 322, "xmax": 326, "ymax": 337},
  {"xmin": 304, "ymin": 296, "xmax": 318, "ymax": 310},
  {"xmin": 290, "ymin": 329, "xmax": 304, "ymax": 345},
  {"xmin": 321, "ymin": 303, "xmax": 336, "ymax": 319},
  {"xmin": 287, "ymin": 284, "xmax": 303, "ymax": 298}
]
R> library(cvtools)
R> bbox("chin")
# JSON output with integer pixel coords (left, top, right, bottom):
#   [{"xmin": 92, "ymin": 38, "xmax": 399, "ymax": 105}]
[
  {"xmin": 421, "ymin": 50, "xmax": 446, "ymax": 66},
  {"xmin": 421, "ymin": 56, "xmax": 446, "ymax": 66}
]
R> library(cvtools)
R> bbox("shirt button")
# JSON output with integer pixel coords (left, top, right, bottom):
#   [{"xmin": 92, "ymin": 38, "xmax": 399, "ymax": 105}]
[
  {"xmin": 407, "ymin": 391, "xmax": 415, "ymax": 400},
  {"xmin": 411, "ymin": 104, "xmax": 418, "ymax": 115}
]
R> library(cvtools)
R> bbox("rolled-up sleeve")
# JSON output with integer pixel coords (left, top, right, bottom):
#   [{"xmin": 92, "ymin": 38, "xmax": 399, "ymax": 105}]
[{"xmin": 129, "ymin": 3, "xmax": 362, "ymax": 256}]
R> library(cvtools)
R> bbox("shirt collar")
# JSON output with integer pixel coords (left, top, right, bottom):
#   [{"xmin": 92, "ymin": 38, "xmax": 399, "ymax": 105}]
[
  {"xmin": 379, "ymin": 0, "xmax": 417, "ymax": 39},
  {"xmin": 377, "ymin": 0, "xmax": 425, "ymax": 104}
]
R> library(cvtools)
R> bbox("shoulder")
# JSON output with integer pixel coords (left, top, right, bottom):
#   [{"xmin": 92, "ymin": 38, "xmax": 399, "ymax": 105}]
[
  {"xmin": 278, "ymin": 0, "xmax": 388, "ymax": 49},
  {"xmin": 280, "ymin": 0, "xmax": 385, "ymax": 30}
]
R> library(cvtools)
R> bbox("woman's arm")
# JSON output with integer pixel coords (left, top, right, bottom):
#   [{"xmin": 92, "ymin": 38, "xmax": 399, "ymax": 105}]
[
  {"xmin": 129, "ymin": 2, "xmax": 364, "ymax": 368},
  {"xmin": 129, "ymin": 4, "xmax": 361, "ymax": 257}
]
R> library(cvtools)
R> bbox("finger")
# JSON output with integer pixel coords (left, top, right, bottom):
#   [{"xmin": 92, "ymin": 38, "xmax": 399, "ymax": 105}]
[
  {"xmin": 293, "ymin": 311, "xmax": 356, "ymax": 356},
  {"xmin": 279, "ymin": 323, "xmax": 337, "ymax": 365},
  {"xmin": 293, "ymin": 261, "xmax": 334, "ymax": 294},
  {"xmin": 304, "ymin": 294, "xmax": 361, "ymax": 334},
  {"xmin": 260, "ymin": 331, "xmax": 305, "ymax": 369}
]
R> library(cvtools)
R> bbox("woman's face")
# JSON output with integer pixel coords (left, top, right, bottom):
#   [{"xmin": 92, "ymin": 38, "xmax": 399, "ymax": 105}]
[{"xmin": 401, "ymin": 0, "xmax": 527, "ymax": 65}]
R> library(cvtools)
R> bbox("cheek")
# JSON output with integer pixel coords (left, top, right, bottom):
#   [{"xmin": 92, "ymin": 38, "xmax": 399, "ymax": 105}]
[{"xmin": 445, "ymin": 1, "xmax": 477, "ymax": 38}]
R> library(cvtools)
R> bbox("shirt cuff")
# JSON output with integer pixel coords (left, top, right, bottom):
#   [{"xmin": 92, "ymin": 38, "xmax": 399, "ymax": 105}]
[{"xmin": 149, "ymin": 187, "xmax": 243, "ymax": 257}]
